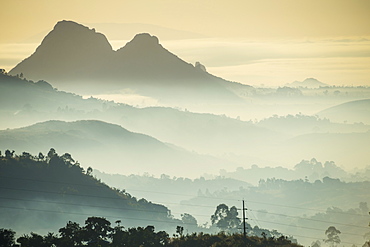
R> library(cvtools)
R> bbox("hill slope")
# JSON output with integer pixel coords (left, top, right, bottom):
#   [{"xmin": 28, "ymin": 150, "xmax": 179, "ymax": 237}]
[
  {"xmin": 0, "ymin": 120, "xmax": 227, "ymax": 177},
  {"xmin": 0, "ymin": 152, "xmax": 177, "ymax": 234},
  {"xmin": 317, "ymin": 99, "xmax": 370, "ymax": 124}
]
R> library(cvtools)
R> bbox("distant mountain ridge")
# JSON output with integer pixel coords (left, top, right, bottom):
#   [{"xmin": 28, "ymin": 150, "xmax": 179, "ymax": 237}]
[
  {"xmin": 286, "ymin": 78, "xmax": 328, "ymax": 88},
  {"xmin": 10, "ymin": 20, "xmax": 247, "ymax": 101}
]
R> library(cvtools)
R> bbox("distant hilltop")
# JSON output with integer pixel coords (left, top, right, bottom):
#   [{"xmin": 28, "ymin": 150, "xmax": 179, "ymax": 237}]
[
  {"xmin": 286, "ymin": 78, "xmax": 329, "ymax": 88},
  {"xmin": 9, "ymin": 20, "xmax": 248, "ymax": 102}
]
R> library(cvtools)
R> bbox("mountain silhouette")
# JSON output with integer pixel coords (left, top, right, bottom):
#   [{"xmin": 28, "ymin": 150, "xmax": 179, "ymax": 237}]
[
  {"xmin": 10, "ymin": 20, "xmax": 245, "ymax": 101},
  {"xmin": 286, "ymin": 78, "xmax": 328, "ymax": 88},
  {"xmin": 11, "ymin": 21, "xmax": 114, "ymax": 83}
]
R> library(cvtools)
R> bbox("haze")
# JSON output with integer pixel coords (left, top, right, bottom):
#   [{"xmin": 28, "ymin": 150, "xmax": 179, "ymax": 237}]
[
  {"xmin": 1, "ymin": 0, "xmax": 370, "ymax": 87},
  {"xmin": 1, "ymin": 1, "xmax": 370, "ymax": 246}
]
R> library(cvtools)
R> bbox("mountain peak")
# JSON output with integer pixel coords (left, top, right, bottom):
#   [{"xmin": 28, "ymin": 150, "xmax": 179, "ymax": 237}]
[
  {"xmin": 53, "ymin": 20, "xmax": 90, "ymax": 31},
  {"xmin": 122, "ymin": 33, "xmax": 161, "ymax": 51},
  {"xmin": 10, "ymin": 20, "xmax": 113, "ymax": 83},
  {"xmin": 132, "ymin": 33, "xmax": 159, "ymax": 44},
  {"xmin": 43, "ymin": 20, "xmax": 112, "ymax": 50}
]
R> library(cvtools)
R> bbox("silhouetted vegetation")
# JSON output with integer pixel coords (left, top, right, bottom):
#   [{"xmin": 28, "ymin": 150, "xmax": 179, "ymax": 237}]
[
  {"xmin": 0, "ymin": 216, "xmax": 302, "ymax": 247},
  {"xmin": 0, "ymin": 150, "xmax": 177, "ymax": 234}
]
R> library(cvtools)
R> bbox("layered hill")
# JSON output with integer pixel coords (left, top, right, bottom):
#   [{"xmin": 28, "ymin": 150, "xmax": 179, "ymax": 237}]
[
  {"xmin": 0, "ymin": 120, "xmax": 227, "ymax": 177},
  {"xmin": 0, "ymin": 72, "xmax": 283, "ymax": 169},
  {"xmin": 317, "ymin": 99, "xmax": 370, "ymax": 124},
  {"xmin": 3, "ymin": 72, "xmax": 369, "ymax": 171},
  {"xmin": 10, "ymin": 20, "xmax": 249, "ymax": 102}
]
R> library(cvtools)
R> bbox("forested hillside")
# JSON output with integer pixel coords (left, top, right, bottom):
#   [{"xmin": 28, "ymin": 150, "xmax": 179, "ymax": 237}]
[{"xmin": 0, "ymin": 149, "xmax": 180, "ymax": 234}]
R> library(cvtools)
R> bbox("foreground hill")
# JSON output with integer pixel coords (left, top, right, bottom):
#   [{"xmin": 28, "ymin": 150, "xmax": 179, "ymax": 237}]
[
  {"xmin": 0, "ymin": 151, "xmax": 179, "ymax": 235},
  {"xmin": 9, "ymin": 20, "xmax": 248, "ymax": 102},
  {"xmin": 0, "ymin": 120, "xmax": 227, "ymax": 177},
  {"xmin": 317, "ymin": 98, "xmax": 370, "ymax": 124}
]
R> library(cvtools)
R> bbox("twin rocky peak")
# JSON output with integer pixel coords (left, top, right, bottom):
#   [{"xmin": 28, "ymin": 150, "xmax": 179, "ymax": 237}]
[{"xmin": 10, "ymin": 20, "xmax": 235, "ymax": 99}]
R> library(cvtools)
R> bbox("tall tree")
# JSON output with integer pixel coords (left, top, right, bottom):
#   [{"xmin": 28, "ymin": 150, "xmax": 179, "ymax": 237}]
[
  {"xmin": 211, "ymin": 204, "xmax": 241, "ymax": 232},
  {"xmin": 58, "ymin": 221, "xmax": 83, "ymax": 246},
  {"xmin": 324, "ymin": 226, "xmax": 341, "ymax": 247},
  {"xmin": 84, "ymin": 216, "xmax": 113, "ymax": 245}
]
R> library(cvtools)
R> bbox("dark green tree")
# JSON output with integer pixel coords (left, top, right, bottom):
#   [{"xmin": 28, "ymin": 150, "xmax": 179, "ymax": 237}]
[
  {"xmin": 87, "ymin": 166, "xmax": 93, "ymax": 175},
  {"xmin": 17, "ymin": 232, "xmax": 48, "ymax": 247},
  {"xmin": 20, "ymin": 152, "xmax": 32, "ymax": 160},
  {"xmin": 83, "ymin": 216, "xmax": 113, "ymax": 245},
  {"xmin": 47, "ymin": 148, "xmax": 57, "ymax": 160},
  {"xmin": 61, "ymin": 153, "xmax": 75, "ymax": 165},
  {"xmin": 58, "ymin": 221, "xmax": 83, "ymax": 246},
  {"xmin": 0, "ymin": 228, "xmax": 15, "ymax": 247},
  {"xmin": 38, "ymin": 152, "xmax": 45, "ymax": 161},
  {"xmin": 176, "ymin": 226, "xmax": 184, "ymax": 238},
  {"xmin": 4, "ymin": 150, "xmax": 14, "ymax": 158},
  {"xmin": 123, "ymin": 226, "xmax": 168, "ymax": 247}
]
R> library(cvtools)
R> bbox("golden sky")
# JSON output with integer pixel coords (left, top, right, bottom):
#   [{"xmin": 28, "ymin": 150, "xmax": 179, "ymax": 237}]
[
  {"xmin": 1, "ymin": 0, "xmax": 370, "ymax": 86},
  {"xmin": 1, "ymin": 0, "xmax": 370, "ymax": 42}
]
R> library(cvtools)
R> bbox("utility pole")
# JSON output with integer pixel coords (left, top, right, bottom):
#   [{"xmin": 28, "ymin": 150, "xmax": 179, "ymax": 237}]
[{"xmin": 242, "ymin": 200, "xmax": 248, "ymax": 240}]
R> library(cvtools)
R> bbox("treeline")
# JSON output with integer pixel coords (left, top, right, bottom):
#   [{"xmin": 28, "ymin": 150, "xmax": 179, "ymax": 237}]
[
  {"xmin": 0, "ymin": 216, "xmax": 302, "ymax": 247},
  {"xmin": 0, "ymin": 149, "xmax": 174, "ymax": 233}
]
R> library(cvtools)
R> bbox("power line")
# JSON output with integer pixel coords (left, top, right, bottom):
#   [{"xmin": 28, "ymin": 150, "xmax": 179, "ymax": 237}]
[
  {"xmin": 248, "ymin": 219, "xmax": 365, "ymax": 237},
  {"xmin": 0, "ymin": 186, "xmax": 218, "ymax": 215},
  {"xmin": 0, "ymin": 193, "xmax": 366, "ymax": 240},
  {"xmin": 0, "ymin": 196, "xmax": 211, "ymax": 219},
  {"xmin": 1, "ymin": 175, "xmax": 366, "ymax": 218},
  {"xmin": 268, "ymin": 230, "xmax": 364, "ymax": 246},
  {"xmin": 0, "ymin": 205, "xmax": 193, "ymax": 227},
  {"xmin": 1, "ymin": 205, "xmax": 364, "ymax": 246},
  {"xmin": 245, "ymin": 201, "xmax": 262, "ymax": 229},
  {"xmin": 249, "ymin": 209, "xmax": 369, "ymax": 230},
  {"xmin": 0, "ymin": 175, "xmax": 238, "ymax": 201},
  {"xmin": 245, "ymin": 199, "xmax": 365, "ymax": 217},
  {"xmin": 1, "ymin": 185, "xmax": 368, "ymax": 232}
]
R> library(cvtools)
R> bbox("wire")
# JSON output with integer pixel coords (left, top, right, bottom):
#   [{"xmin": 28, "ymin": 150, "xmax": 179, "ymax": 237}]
[
  {"xmin": 0, "ymin": 205, "xmax": 193, "ymax": 227},
  {"xmin": 1, "ymin": 175, "xmax": 366, "ymax": 218},
  {"xmin": 248, "ymin": 219, "xmax": 365, "ymax": 237},
  {"xmin": 1, "ymin": 185, "xmax": 368, "ymax": 229},
  {"xmin": 266, "ymin": 230, "xmax": 364, "ymax": 246},
  {"xmin": 244, "ymin": 201, "xmax": 262, "ymax": 229},
  {"xmin": 0, "ymin": 190, "xmax": 366, "ymax": 239},
  {"xmin": 0, "ymin": 196, "xmax": 211, "ymax": 219},
  {"xmin": 0, "ymin": 205, "xmax": 364, "ymax": 246},
  {"xmin": 250, "ymin": 209, "xmax": 369, "ymax": 230},
  {"xmin": 245, "ymin": 199, "xmax": 365, "ymax": 217}
]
